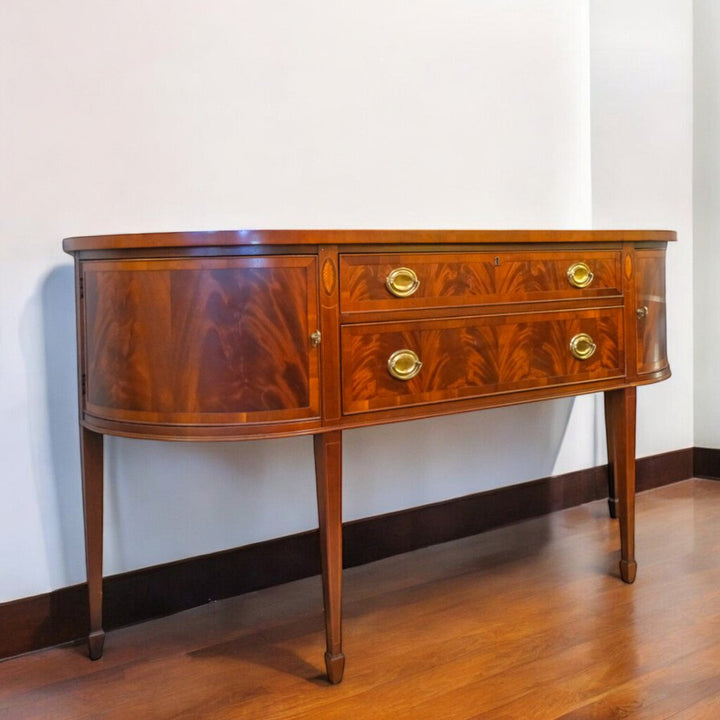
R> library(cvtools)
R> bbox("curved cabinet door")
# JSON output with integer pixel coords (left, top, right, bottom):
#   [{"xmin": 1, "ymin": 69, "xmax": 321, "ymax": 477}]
[
  {"xmin": 634, "ymin": 249, "xmax": 669, "ymax": 377},
  {"xmin": 81, "ymin": 256, "xmax": 320, "ymax": 429}
]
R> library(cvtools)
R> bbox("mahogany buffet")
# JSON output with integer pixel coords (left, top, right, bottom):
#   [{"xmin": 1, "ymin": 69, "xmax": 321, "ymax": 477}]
[{"xmin": 63, "ymin": 229, "xmax": 673, "ymax": 684}]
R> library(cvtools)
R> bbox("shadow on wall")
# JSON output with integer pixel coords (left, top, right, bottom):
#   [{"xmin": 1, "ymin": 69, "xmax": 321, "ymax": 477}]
[
  {"xmin": 36, "ymin": 264, "xmax": 84, "ymax": 588},
  {"xmin": 342, "ymin": 397, "xmax": 578, "ymax": 521},
  {"xmin": 102, "ymin": 433, "xmax": 319, "ymax": 574},
  {"xmin": 100, "ymin": 397, "xmax": 579, "ymax": 575}
]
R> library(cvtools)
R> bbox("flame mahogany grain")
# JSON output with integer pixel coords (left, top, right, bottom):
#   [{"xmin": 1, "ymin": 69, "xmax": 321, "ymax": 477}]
[
  {"xmin": 341, "ymin": 308, "xmax": 624, "ymax": 414},
  {"xmin": 83, "ymin": 257, "xmax": 320, "ymax": 424},
  {"xmin": 64, "ymin": 229, "xmax": 674, "ymax": 684},
  {"xmin": 340, "ymin": 250, "xmax": 623, "ymax": 312}
]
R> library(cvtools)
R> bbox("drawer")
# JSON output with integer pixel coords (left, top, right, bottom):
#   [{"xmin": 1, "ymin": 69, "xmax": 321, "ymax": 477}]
[
  {"xmin": 341, "ymin": 308, "xmax": 624, "ymax": 414},
  {"xmin": 340, "ymin": 251, "xmax": 623, "ymax": 312}
]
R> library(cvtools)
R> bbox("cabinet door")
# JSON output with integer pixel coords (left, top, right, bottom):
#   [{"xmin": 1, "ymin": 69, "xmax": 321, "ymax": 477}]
[
  {"xmin": 635, "ymin": 249, "xmax": 668, "ymax": 377},
  {"xmin": 82, "ymin": 256, "xmax": 320, "ymax": 426}
]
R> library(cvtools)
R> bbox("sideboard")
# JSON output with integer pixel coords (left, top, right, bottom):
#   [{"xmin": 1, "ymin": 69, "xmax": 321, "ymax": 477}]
[{"xmin": 63, "ymin": 229, "xmax": 673, "ymax": 683}]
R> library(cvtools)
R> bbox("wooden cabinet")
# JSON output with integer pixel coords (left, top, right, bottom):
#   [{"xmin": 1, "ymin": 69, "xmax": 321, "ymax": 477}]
[{"xmin": 64, "ymin": 229, "xmax": 674, "ymax": 684}]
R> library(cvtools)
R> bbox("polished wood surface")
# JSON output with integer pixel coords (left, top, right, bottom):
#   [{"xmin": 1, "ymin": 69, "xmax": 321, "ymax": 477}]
[
  {"xmin": 604, "ymin": 387, "xmax": 638, "ymax": 582},
  {"xmin": 635, "ymin": 249, "xmax": 668, "ymax": 375},
  {"xmin": 2, "ymin": 479, "xmax": 717, "ymax": 720},
  {"xmin": 62, "ymin": 228, "xmax": 678, "ymax": 252},
  {"xmin": 83, "ymin": 257, "xmax": 320, "ymax": 424},
  {"xmin": 64, "ymin": 229, "xmax": 673, "ymax": 683},
  {"xmin": 313, "ymin": 431, "xmax": 345, "ymax": 684},
  {"xmin": 0, "ymin": 447, "xmax": 693, "ymax": 663},
  {"xmin": 79, "ymin": 427, "xmax": 104, "ymax": 660},
  {"xmin": 340, "ymin": 250, "xmax": 623, "ymax": 312},
  {"xmin": 341, "ymin": 308, "xmax": 624, "ymax": 414}
]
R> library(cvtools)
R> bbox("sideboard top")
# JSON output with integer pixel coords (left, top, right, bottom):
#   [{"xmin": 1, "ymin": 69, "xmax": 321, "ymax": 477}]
[{"xmin": 62, "ymin": 229, "xmax": 677, "ymax": 253}]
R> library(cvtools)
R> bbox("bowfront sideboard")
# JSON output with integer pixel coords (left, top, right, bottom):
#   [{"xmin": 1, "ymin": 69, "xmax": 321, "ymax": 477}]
[{"xmin": 63, "ymin": 229, "xmax": 673, "ymax": 683}]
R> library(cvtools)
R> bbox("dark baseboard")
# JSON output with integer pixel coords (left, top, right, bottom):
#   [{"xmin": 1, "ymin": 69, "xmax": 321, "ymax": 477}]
[
  {"xmin": 0, "ymin": 446, "xmax": 694, "ymax": 661},
  {"xmin": 693, "ymin": 447, "xmax": 720, "ymax": 479},
  {"xmin": 637, "ymin": 447, "xmax": 694, "ymax": 490}
]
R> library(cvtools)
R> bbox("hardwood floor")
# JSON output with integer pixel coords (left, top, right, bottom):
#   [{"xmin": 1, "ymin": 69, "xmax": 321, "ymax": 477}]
[{"xmin": 2, "ymin": 478, "xmax": 720, "ymax": 719}]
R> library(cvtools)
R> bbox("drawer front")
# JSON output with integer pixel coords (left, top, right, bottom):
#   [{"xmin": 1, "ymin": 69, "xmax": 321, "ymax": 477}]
[
  {"xmin": 341, "ymin": 308, "xmax": 624, "ymax": 414},
  {"xmin": 82, "ymin": 256, "xmax": 320, "ymax": 425},
  {"xmin": 340, "ymin": 251, "xmax": 623, "ymax": 312}
]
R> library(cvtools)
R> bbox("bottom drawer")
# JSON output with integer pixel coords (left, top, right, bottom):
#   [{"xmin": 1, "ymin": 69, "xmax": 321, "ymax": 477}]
[{"xmin": 341, "ymin": 308, "xmax": 624, "ymax": 414}]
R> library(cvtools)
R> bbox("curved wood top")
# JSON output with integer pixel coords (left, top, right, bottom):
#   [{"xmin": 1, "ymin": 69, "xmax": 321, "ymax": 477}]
[{"xmin": 63, "ymin": 229, "xmax": 677, "ymax": 253}]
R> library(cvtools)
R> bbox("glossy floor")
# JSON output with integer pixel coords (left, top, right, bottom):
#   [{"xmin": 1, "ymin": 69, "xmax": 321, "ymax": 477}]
[{"xmin": 2, "ymin": 479, "xmax": 719, "ymax": 719}]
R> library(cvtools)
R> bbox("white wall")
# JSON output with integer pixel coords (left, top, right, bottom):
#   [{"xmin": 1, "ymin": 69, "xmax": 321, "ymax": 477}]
[
  {"xmin": 694, "ymin": 0, "xmax": 720, "ymax": 448},
  {"xmin": 0, "ymin": 1, "xmax": 693, "ymax": 604},
  {"xmin": 590, "ymin": 0, "xmax": 694, "ymax": 456}
]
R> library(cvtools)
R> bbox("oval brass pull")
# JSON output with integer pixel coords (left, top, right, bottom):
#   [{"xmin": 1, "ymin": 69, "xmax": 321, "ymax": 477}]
[
  {"xmin": 386, "ymin": 267, "xmax": 420, "ymax": 298},
  {"xmin": 569, "ymin": 333, "xmax": 597, "ymax": 361},
  {"xmin": 636, "ymin": 305, "xmax": 649, "ymax": 319},
  {"xmin": 387, "ymin": 349, "xmax": 423, "ymax": 380},
  {"xmin": 566, "ymin": 262, "xmax": 594, "ymax": 289}
]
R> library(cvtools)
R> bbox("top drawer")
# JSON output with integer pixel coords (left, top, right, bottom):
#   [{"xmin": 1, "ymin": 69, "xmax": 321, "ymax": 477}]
[{"xmin": 340, "ymin": 251, "xmax": 623, "ymax": 312}]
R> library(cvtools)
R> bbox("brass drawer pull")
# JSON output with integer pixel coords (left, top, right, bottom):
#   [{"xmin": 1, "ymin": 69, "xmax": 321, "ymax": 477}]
[
  {"xmin": 567, "ymin": 261, "xmax": 594, "ymax": 288},
  {"xmin": 386, "ymin": 267, "xmax": 420, "ymax": 297},
  {"xmin": 569, "ymin": 333, "xmax": 597, "ymax": 360},
  {"xmin": 636, "ymin": 305, "xmax": 649, "ymax": 319},
  {"xmin": 387, "ymin": 349, "xmax": 423, "ymax": 380}
]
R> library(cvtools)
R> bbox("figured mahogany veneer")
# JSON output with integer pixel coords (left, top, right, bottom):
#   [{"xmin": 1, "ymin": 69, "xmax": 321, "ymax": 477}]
[
  {"xmin": 63, "ymin": 229, "xmax": 674, "ymax": 684},
  {"xmin": 340, "ymin": 250, "xmax": 623, "ymax": 312},
  {"xmin": 341, "ymin": 308, "xmax": 624, "ymax": 414},
  {"xmin": 83, "ymin": 257, "xmax": 320, "ymax": 425}
]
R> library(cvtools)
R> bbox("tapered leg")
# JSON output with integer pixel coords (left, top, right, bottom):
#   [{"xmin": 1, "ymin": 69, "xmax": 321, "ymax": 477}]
[
  {"xmin": 604, "ymin": 393, "xmax": 618, "ymax": 519},
  {"xmin": 604, "ymin": 387, "xmax": 637, "ymax": 584},
  {"xmin": 313, "ymin": 431, "xmax": 345, "ymax": 684},
  {"xmin": 80, "ymin": 426, "xmax": 105, "ymax": 659}
]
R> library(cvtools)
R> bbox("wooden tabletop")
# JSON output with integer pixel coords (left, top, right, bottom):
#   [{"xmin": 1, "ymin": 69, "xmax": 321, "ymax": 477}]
[{"xmin": 62, "ymin": 229, "xmax": 677, "ymax": 253}]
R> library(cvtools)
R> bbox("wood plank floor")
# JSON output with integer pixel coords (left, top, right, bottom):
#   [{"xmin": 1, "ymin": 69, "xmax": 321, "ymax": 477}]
[{"xmin": 2, "ymin": 478, "xmax": 720, "ymax": 719}]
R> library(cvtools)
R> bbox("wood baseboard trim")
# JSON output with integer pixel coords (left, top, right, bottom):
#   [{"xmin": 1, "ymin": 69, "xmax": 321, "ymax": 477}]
[
  {"xmin": 693, "ymin": 447, "xmax": 720, "ymax": 479},
  {"xmin": 0, "ymin": 446, "xmax": 693, "ymax": 661}
]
